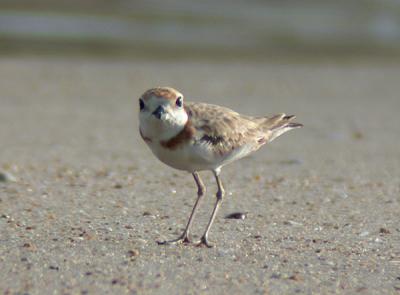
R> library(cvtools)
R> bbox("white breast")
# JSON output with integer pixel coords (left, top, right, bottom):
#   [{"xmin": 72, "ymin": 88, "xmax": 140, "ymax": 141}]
[
  {"xmin": 145, "ymin": 139, "xmax": 256, "ymax": 173},
  {"xmin": 146, "ymin": 140, "xmax": 213, "ymax": 172}
]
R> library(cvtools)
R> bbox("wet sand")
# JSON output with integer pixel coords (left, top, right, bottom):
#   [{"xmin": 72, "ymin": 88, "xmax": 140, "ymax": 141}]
[{"xmin": 0, "ymin": 57, "xmax": 399, "ymax": 294}]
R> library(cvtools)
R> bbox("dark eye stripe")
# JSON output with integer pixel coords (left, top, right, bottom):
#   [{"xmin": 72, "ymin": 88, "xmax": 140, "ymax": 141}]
[{"xmin": 139, "ymin": 99, "xmax": 145, "ymax": 110}]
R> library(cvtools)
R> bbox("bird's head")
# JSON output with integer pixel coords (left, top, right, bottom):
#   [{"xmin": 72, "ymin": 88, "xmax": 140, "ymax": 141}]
[{"xmin": 139, "ymin": 87, "xmax": 188, "ymax": 140}]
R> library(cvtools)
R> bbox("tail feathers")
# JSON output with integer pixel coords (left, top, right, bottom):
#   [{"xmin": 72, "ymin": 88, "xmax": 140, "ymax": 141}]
[
  {"xmin": 261, "ymin": 114, "xmax": 303, "ymax": 142},
  {"xmin": 286, "ymin": 122, "xmax": 303, "ymax": 129}
]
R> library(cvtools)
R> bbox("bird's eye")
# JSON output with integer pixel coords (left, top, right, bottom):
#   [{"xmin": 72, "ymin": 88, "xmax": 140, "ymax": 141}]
[
  {"xmin": 176, "ymin": 97, "xmax": 183, "ymax": 107},
  {"xmin": 139, "ymin": 99, "xmax": 145, "ymax": 110}
]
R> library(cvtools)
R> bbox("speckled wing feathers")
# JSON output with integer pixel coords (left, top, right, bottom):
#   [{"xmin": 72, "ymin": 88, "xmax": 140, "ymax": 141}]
[
  {"xmin": 184, "ymin": 102, "xmax": 302, "ymax": 157},
  {"xmin": 184, "ymin": 102, "xmax": 266, "ymax": 155}
]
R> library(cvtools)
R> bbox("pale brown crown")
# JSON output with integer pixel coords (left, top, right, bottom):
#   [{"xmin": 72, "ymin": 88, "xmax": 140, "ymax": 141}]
[{"xmin": 141, "ymin": 87, "xmax": 182, "ymax": 102}]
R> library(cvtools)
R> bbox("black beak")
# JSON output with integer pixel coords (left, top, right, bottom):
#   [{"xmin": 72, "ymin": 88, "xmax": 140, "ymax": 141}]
[{"xmin": 152, "ymin": 105, "xmax": 165, "ymax": 119}]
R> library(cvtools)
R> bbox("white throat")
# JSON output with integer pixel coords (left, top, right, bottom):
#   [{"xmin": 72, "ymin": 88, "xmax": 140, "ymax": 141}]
[{"xmin": 140, "ymin": 109, "xmax": 188, "ymax": 142}]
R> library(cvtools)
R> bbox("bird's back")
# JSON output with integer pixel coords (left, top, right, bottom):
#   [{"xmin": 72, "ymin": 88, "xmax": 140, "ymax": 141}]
[{"xmin": 184, "ymin": 102, "xmax": 302, "ymax": 169}]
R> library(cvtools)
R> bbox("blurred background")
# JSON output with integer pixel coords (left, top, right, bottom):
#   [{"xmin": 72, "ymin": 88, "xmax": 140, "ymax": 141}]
[
  {"xmin": 1, "ymin": 0, "xmax": 400, "ymax": 59},
  {"xmin": 1, "ymin": 2, "xmax": 400, "ymax": 294}
]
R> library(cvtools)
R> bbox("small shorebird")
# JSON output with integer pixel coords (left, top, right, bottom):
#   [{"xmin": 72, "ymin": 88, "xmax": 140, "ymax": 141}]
[{"xmin": 139, "ymin": 87, "xmax": 302, "ymax": 247}]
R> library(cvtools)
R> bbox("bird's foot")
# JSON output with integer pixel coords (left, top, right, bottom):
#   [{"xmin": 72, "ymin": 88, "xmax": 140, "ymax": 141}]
[
  {"xmin": 157, "ymin": 234, "xmax": 191, "ymax": 245},
  {"xmin": 195, "ymin": 236, "xmax": 214, "ymax": 248}
]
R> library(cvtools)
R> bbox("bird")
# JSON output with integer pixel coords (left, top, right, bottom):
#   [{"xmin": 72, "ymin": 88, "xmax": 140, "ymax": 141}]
[{"xmin": 138, "ymin": 87, "xmax": 302, "ymax": 247}]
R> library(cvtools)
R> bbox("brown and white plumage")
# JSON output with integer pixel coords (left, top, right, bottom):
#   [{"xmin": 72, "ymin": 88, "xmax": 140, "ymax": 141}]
[
  {"xmin": 138, "ymin": 87, "xmax": 302, "ymax": 247},
  {"xmin": 184, "ymin": 102, "xmax": 302, "ymax": 159}
]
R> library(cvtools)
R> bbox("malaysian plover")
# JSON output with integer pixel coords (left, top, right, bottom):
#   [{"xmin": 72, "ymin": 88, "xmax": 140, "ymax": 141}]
[{"xmin": 139, "ymin": 87, "xmax": 302, "ymax": 247}]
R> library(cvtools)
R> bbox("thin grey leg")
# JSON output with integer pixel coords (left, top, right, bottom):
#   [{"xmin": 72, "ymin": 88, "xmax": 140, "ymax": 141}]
[
  {"xmin": 158, "ymin": 172, "xmax": 205, "ymax": 245},
  {"xmin": 197, "ymin": 168, "xmax": 225, "ymax": 248}
]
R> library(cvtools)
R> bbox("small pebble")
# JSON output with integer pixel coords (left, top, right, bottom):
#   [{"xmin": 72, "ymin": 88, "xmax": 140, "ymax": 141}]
[
  {"xmin": 288, "ymin": 274, "xmax": 302, "ymax": 281},
  {"xmin": 225, "ymin": 212, "xmax": 247, "ymax": 220},
  {"xmin": 22, "ymin": 242, "xmax": 37, "ymax": 251},
  {"xmin": 127, "ymin": 249, "xmax": 139, "ymax": 257},
  {"xmin": 0, "ymin": 172, "xmax": 17, "ymax": 182},
  {"xmin": 379, "ymin": 228, "xmax": 390, "ymax": 234},
  {"xmin": 0, "ymin": 173, "xmax": 6, "ymax": 182}
]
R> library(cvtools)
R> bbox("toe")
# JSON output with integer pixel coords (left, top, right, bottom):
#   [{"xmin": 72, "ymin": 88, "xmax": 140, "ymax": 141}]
[
  {"xmin": 195, "ymin": 236, "xmax": 214, "ymax": 248},
  {"xmin": 157, "ymin": 234, "xmax": 191, "ymax": 246},
  {"xmin": 182, "ymin": 236, "xmax": 191, "ymax": 244}
]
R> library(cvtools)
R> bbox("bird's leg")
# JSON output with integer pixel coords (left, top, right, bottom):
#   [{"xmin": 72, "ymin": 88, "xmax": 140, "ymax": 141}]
[
  {"xmin": 197, "ymin": 168, "xmax": 225, "ymax": 248},
  {"xmin": 158, "ymin": 172, "xmax": 205, "ymax": 245}
]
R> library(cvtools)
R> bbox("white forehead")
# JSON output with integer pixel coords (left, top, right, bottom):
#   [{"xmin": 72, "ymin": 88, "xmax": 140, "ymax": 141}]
[
  {"xmin": 143, "ymin": 93, "xmax": 183, "ymax": 110},
  {"xmin": 145, "ymin": 96, "xmax": 172, "ymax": 110}
]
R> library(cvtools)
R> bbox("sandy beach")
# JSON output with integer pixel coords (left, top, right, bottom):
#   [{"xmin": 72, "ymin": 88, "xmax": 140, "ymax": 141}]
[{"xmin": 0, "ymin": 57, "xmax": 399, "ymax": 294}]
